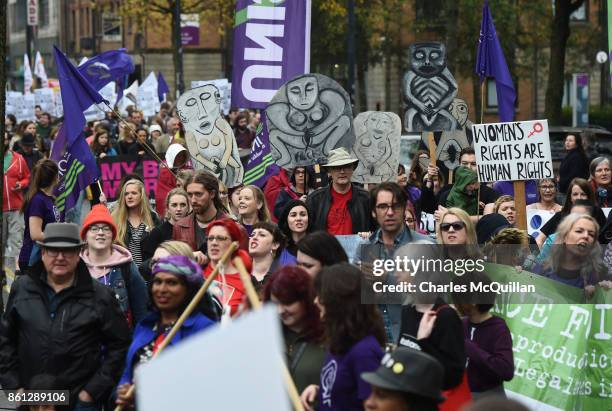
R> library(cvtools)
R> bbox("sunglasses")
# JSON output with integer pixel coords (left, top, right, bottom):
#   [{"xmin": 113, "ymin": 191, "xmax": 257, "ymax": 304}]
[{"xmin": 439, "ymin": 222, "xmax": 466, "ymax": 232}]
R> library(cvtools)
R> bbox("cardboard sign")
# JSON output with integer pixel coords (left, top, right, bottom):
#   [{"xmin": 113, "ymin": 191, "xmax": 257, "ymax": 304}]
[
  {"xmin": 21, "ymin": 94, "xmax": 36, "ymax": 121},
  {"xmin": 5, "ymin": 91, "xmax": 23, "ymax": 118},
  {"xmin": 137, "ymin": 306, "xmax": 289, "ymax": 411},
  {"xmin": 472, "ymin": 120, "xmax": 554, "ymax": 183},
  {"xmin": 98, "ymin": 155, "xmax": 159, "ymax": 201},
  {"xmin": 34, "ymin": 88, "xmax": 55, "ymax": 114},
  {"xmin": 527, "ymin": 209, "xmax": 556, "ymax": 238},
  {"xmin": 138, "ymin": 72, "xmax": 159, "ymax": 117}
]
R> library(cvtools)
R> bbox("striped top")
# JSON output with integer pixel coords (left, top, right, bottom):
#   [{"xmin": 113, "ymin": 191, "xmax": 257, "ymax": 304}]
[{"xmin": 128, "ymin": 222, "xmax": 147, "ymax": 267}]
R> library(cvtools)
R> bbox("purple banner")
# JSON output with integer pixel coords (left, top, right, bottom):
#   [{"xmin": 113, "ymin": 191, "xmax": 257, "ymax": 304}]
[
  {"xmin": 181, "ymin": 14, "xmax": 200, "ymax": 46},
  {"xmin": 243, "ymin": 112, "xmax": 279, "ymax": 187},
  {"xmin": 231, "ymin": 0, "xmax": 311, "ymax": 109}
]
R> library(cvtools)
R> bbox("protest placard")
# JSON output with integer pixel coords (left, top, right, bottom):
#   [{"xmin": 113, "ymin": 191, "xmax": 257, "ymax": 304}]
[
  {"xmin": 138, "ymin": 72, "xmax": 159, "ymax": 117},
  {"xmin": 98, "ymin": 155, "xmax": 159, "ymax": 201},
  {"xmin": 336, "ymin": 235, "xmax": 368, "ymax": 263},
  {"xmin": 527, "ymin": 209, "xmax": 556, "ymax": 238},
  {"xmin": 137, "ymin": 306, "xmax": 289, "ymax": 411},
  {"xmin": 472, "ymin": 120, "xmax": 554, "ymax": 183},
  {"xmin": 5, "ymin": 91, "xmax": 23, "ymax": 118},
  {"xmin": 21, "ymin": 94, "xmax": 36, "ymax": 121},
  {"xmin": 34, "ymin": 88, "xmax": 55, "ymax": 114},
  {"xmin": 486, "ymin": 263, "xmax": 612, "ymax": 410},
  {"xmin": 53, "ymin": 88, "xmax": 64, "ymax": 118}
]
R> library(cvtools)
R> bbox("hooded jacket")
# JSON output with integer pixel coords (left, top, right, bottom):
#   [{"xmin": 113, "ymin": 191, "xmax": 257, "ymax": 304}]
[
  {"xmin": 463, "ymin": 316, "xmax": 514, "ymax": 393},
  {"xmin": 445, "ymin": 166, "xmax": 478, "ymax": 215},
  {"xmin": 80, "ymin": 244, "xmax": 149, "ymax": 326},
  {"xmin": 3, "ymin": 150, "xmax": 30, "ymax": 211},
  {"xmin": 0, "ymin": 260, "xmax": 131, "ymax": 404}
]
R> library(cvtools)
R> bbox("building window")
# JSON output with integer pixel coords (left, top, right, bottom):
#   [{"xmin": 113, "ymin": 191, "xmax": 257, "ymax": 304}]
[
  {"xmin": 570, "ymin": 2, "xmax": 588, "ymax": 22},
  {"xmin": 39, "ymin": 0, "xmax": 49, "ymax": 27},
  {"xmin": 486, "ymin": 79, "xmax": 498, "ymax": 108},
  {"xmin": 415, "ymin": 0, "xmax": 445, "ymax": 20},
  {"xmin": 13, "ymin": 0, "xmax": 26, "ymax": 32}
]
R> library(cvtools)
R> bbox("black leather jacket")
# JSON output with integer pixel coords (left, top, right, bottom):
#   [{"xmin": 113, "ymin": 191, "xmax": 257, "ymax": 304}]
[{"xmin": 306, "ymin": 183, "xmax": 373, "ymax": 233}]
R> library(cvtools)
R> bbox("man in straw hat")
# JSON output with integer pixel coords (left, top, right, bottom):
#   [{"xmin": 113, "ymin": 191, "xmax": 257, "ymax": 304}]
[
  {"xmin": 0, "ymin": 223, "xmax": 131, "ymax": 409},
  {"xmin": 306, "ymin": 147, "xmax": 372, "ymax": 234},
  {"xmin": 361, "ymin": 347, "xmax": 446, "ymax": 411}
]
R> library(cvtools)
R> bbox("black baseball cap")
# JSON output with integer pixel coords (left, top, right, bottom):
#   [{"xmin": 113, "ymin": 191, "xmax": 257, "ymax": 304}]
[{"xmin": 361, "ymin": 347, "xmax": 446, "ymax": 403}]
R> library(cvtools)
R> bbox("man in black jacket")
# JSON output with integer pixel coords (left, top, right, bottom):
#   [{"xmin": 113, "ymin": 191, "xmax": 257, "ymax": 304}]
[
  {"xmin": 0, "ymin": 223, "xmax": 131, "ymax": 409},
  {"xmin": 306, "ymin": 147, "xmax": 372, "ymax": 234}
]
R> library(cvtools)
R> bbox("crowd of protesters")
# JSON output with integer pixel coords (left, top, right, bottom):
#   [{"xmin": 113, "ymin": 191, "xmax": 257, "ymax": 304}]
[{"xmin": 2, "ymin": 103, "xmax": 612, "ymax": 411}]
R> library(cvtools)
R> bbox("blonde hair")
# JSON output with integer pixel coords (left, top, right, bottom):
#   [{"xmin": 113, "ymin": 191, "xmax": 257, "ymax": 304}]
[
  {"xmin": 157, "ymin": 240, "xmax": 194, "ymax": 258},
  {"xmin": 238, "ymin": 185, "xmax": 271, "ymax": 224},
  {"xmin": 494, "ymin": 195, "xmax": 514, "ymax": 213},
  {"xmin": 436, "ymin": 207, "xmax": 481, "ymax": 259},
  {"xmin": 218, "ymin": 180, "xmax": 232, "ymax": 215},
  {"xmin": 165, "ymin": 187, "xmax": 190, "ymax": 220},
  {"xmin": 112, "ymin": 179, "xmax": 155, "ymax": 244},
  {"xmin": 547, "ymin": 213, "xmax": 606, "ymax": 282}
]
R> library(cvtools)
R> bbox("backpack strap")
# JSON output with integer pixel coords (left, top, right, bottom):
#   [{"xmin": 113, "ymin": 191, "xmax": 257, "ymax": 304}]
[{"xmin": 119, "ymin": 262, "xmax": 132, "ymax": 295}]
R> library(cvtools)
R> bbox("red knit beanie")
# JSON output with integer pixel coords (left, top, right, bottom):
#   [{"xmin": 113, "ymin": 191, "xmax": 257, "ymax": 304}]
[{"xmin": 81, "ymin": 204, "xmax": 118, "ymax": 240}]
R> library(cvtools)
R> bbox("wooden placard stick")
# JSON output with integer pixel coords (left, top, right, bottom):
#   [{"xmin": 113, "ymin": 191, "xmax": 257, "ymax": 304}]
[
  {"xmin": 513, "ymin": 181, "xmax": 527, "ymax": 230},
  {"xmin": 448, "ymin": 169, "xmax": 454, "ymax": 185},
  {"xmin": 114, "ymin": 242, "xmax": 239, "ymax": 411},
  {"xmin": 233, "ymin": 257, "xmax": 305, "ymax": 411},
  {"xmin": 314, "ymin": 164, "xmax": 322, "ymax": 188},
  {"xmin": 427, "ymin": 132, "xmax": 436, "ymax": 164}
]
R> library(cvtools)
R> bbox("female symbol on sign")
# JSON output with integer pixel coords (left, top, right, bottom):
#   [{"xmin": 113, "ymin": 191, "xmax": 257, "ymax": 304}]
[{"xmin": 527, "ymin": 122, "xmax": 543, "ymax": 138}]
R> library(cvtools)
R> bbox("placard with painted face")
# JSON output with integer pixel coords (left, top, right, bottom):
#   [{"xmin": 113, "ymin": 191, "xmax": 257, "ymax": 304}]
[
  {"xmin": 266, "ymin": 73, "xmax": 354, "ymax": 168},
  {"xmin": 403, "ymin": 42, "xmax": 458, "ymax": 132},
  {"xmin": 176, "ymin": 85, "xmax": 244, "ymax": 187},
  {"xmin": 351, "ymin": 111, "xmax": 401, "ymax": 184}
]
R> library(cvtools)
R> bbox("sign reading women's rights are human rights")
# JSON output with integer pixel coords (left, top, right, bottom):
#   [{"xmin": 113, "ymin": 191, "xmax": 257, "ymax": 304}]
[{"xmin": 472, "ymin": 120, "xmax": 554, "ymax": 182}]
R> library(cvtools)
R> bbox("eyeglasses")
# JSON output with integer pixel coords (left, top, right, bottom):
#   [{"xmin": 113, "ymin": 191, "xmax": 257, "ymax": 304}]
[
  {"xmin": 540, "ymin": 185, "xmax": 555, "ymax": 191},
  {"xmin": 294, "ymin": 170, "xmax": 306, "ymax": 175},
  {"xmin": 439, "ymin": 222, "xmax": 466, "ymax": 232},
  {"xmin": 89, "ymin": 225, "xmax": 112, "ymax": 234},
  {"xmin": 45, "ymin": 248, "xmax": 80, "ymax": 258},
  {"xmin": 375, "ymin": 203, "xmax": 404, "ymax": 213},
  {"xmin": 207, "ymin": 235, "xmax": 230, "ymax": 243}
]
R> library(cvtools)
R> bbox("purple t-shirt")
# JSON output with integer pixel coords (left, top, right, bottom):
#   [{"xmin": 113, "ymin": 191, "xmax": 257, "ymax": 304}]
[
  {"xmin": 318, "ymin": 335, "xmax": 383, "ymax": 411},
  {"xmin": 19, "ymin": 191, "xmax": 61, "ymax": 264}
]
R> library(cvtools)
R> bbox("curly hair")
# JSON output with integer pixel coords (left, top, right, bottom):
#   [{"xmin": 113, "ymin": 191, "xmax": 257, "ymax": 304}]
[{"xmin": 314, "ymin": 263, "xmax": 386, "ymax": 354}]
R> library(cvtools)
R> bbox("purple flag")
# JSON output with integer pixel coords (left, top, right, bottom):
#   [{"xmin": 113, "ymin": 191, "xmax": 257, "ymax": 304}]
[
  {"xmin": 231, "ymin": 0, "xmax": 311, "ymax": 109},
  {"xmin": 475, "ymin": 0, "xmax": 516, "ymax": 122},
  {"xmin": 51, "ymin": 46, "xmax": 105, "ymax": 215},
  {"xmin": 243, "ymin": 113, "xmax": 279, "ymax": 187},
  {"xmin": 158, "ymin": 71, "xmax": 170, "ymax": 102}
]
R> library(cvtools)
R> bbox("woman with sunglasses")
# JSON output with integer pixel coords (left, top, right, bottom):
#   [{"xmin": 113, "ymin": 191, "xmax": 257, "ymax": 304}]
[
  {"xmin": 80, "ymin": 205, "xmax": 149, "ymax": 327},
  {"xmin": 526, "ymin": 179, "xmax": 562, "ymax": 212},
  {"xmin": 436, "ymin": 208, "xmax": 480, "ymax": 260},
  {"xmin": 204, "ymin": 218, "xmax": 252, "ymax": 316},
  {"xmin": 115, "ymin": 255, "xmax": 216, "ymax": 409}
]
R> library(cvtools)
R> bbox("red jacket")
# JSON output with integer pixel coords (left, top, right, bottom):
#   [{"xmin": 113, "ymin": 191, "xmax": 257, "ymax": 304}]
[
  {"xmin": 263, "ymin": 168, "xmax": 289, "ymax": 223},
  {"xmin": 3, "ymin": 151, "xmax": 30, "ymax": 212},
  {"xmin": 155, "ymin": 163, "xmax": 177, "ymax": 218}
]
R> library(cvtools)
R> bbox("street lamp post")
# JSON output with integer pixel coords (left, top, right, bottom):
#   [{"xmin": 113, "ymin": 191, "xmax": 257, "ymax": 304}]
[
  {"xmin": 347, "ymin": 0, "xmax": 356, "ymax": 108},
  {"xmin": 173, "ymin": 0, "xmax": 184, "ymax": 98}
]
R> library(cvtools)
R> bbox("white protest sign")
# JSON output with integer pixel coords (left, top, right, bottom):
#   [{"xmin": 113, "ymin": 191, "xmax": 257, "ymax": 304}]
[
  {"xmin": 137, "ymin": 306, "xmax": 289, "ymax": 411},
  {"xmin": 6, "ymin": 91, "xmax": 23, "ymax": 117},
  {"xmin": 192, "ymin": 78, "xmax": 231, "ymax": 115},
  {"xmin": 527, "ymin": 209, "xmax": 556, "ymax": 238},
  {"xmin": 83, "ymin": 82, "xmax": 116, "ymax": 122},
  {"xmin": 420, "ymin": 212, "xmax": 436, "ymax": 235},
  {"xmin": 34, "ymin": 88, "xmax": 55, "ymax": 114},
  {"xmin": 336, "ymin": 235, "xmax": 368, "ymax": 263},
  {"xmin": 138, "ymin": 71, "xmax": 159, "ymax": 117},
  {"xmin": 472, "ymin": 119, "xmax": 554, "ymax": 183},
  {"xmin": 53, "ymin": 88, "xmax": 63, "ymax": 118},
  {"xmin": 21, "ymin": 94, "xmax": 36, "ymax": 121}
]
